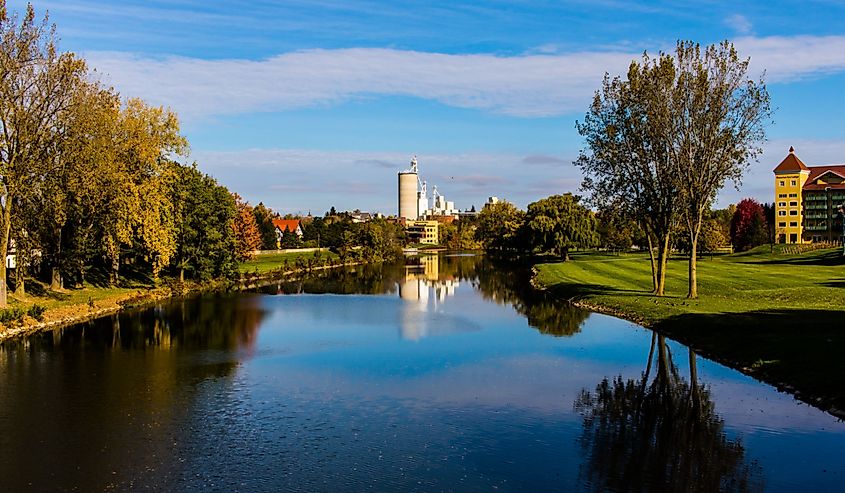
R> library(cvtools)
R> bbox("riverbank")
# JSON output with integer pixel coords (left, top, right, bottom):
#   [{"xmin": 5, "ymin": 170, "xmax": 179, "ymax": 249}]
[
  {"xmin": 533, "ymin": 247, "xmax": 845, "ymax": 419},
  {"xmin": 0, "ymin": 250, "xmax": 347, "ymax": 343}
]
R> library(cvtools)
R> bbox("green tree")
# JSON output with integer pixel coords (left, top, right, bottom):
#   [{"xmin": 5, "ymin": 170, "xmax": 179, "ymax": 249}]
[
  {"xmin": 475, "ymin": 200, "xmax": 525, "ymax": 252},
  {"xmin": 251, "ymin": 202, "xmax": 278, "ymax": 250},
  {"xmin": 525, "ymin": 194, "xmax": 598, "ymax": 260},
  {"xmin": 669, "ymin": 41, "xmax": 771, "ymax": 298},
  {"xmin": 166, "ymin": 162, "xmax": 237, "ymax": 281},
  {"xmin": 596, "ymin": 208, "xmax": 637, "ymax": 253},
  {"xmin": 576, "ymin": 56, "xmax": 682, "ymax": 296}
]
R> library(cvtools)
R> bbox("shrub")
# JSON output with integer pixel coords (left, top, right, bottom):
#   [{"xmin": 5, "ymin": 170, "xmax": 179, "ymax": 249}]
[{"xmin": 27, "ymin": 304, "xmax": 46, "ymax": 321}]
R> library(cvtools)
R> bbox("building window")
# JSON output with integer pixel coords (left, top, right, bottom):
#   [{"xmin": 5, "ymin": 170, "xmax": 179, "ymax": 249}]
[
  {"xmin": 778, "ymin": 222, "xmax": 786, "ymax": 227},
  {"xmin": 778, "ymin": 211, "xmax": 786, "ymax": 216},
  {"xmin": 791, "ymin": 180, "xmax": 797, "ymax": 186},
  {"xmin": 788, "ymin": 193, "xmax": 798, "ymax": 198},
  {"xmin": 789, "ymin": 201, "xmax": 798, "ymax": 207},
  {"xmin": 779, "ymin": 180, "xmax": 785, "ymax": 187},
  {"xmin": 790, "ymin": 233, "xmax": 798, "ymax": 243},
  {"xmin": 778, "ymin": 201, "xmax": 786, "ymax": 207},
  {"xmin": 778, "ymin": 193, "xmax": 787, "ymax": 198},
  {"xmin": 790, "ymin": 222, "xmax": 798, "ymax": 227},
  {"xmin": 789, "ymin": 210, "xmax": 798, "ymax": 216}
]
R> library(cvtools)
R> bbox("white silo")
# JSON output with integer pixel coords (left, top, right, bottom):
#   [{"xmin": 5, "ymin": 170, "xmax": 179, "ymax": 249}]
[{"xmin": 398, "ymin": 156, "xmax": 419, "ymax": 220}]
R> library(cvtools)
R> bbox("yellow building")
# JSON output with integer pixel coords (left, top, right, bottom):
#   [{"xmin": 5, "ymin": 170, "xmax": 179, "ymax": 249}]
[
  {"xmin": 406, "ymin": 220, "xmax": 439, "ymax": 245},
  {"xmin": 773, "ymin": 146, "xmax": 845, "ymax": 244},
  {"xmin": 773, "ymin": 146, "xmax": 810, "ymax": 244}
]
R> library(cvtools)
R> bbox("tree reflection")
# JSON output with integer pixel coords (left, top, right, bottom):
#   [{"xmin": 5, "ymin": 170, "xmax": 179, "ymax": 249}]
[
  {"xmin": 574, "ymin": 335, "xmax": 763, "ymax": 492},
  {"xmin": 473, "ymin": 256, "xmax": 590, "ymax": 336}
]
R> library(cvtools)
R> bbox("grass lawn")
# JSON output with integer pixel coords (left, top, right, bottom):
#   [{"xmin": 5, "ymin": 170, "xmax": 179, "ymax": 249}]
[
  {"xmin": 238, "ymin": 249, "xmax": 338, "ymax": 274},
  {"xmin": 534, "ymin": 246, "xmax": 845, "ymax": 415}
]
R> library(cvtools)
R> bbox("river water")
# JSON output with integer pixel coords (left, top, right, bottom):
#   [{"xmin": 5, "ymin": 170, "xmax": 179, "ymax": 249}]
[{"xmin": 0, "ymin": 254, "xmax": 842, "ymax": 492}]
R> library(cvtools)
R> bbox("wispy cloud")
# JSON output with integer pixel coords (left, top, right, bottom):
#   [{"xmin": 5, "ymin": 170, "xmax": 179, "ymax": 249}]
[
  {"xmin": 522, "ymin": 154, "xmax": 568, "ymax": 165},
  {"xmin": 87, "ymin": 35, "xmax": 845, "ymax": 121},
  {"xmin": 725, "ymin": 14, "xmax": 753, "ymax": 35}
]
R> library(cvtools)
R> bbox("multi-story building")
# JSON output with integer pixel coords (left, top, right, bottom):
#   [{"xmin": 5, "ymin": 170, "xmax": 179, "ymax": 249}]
[{"xmin": 773, "ymin": 147, "xmax": 845, "ymax": 244}]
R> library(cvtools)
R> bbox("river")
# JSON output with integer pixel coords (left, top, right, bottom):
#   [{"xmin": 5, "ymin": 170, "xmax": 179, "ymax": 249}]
[{"xmin": 0, "ymin": 253, "xmax": 842, "ymax": 491}]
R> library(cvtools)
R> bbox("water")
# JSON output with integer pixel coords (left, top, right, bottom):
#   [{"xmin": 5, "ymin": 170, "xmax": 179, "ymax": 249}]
[{"xmin": 0, "ymin": 254, "xmax": 842, "ymax": 492}]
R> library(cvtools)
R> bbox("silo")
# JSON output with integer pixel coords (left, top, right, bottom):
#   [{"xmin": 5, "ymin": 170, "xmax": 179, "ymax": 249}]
[{"xmin": 398, "ymin": 172, "xmax": 418, "ymax": 220}]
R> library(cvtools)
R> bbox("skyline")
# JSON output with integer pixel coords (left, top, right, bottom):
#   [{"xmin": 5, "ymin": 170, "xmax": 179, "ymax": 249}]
[{"xmin": 30, "ymin": 0, "xmax": 845, "ymax": 214}]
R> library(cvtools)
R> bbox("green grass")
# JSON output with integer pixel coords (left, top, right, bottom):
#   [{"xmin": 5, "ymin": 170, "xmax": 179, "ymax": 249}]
[
  {"xmin": 535, "ymin": 247, "xmax": 845, "ymax": 416},
  {"xmin": 238, "ymin": 249, "xmax": 338, "ymax": 274}
]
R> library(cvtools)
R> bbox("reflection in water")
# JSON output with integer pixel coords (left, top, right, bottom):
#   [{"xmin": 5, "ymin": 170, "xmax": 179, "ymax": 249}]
[
  {"xmin": 1, "ymin": 253, "xmax": 841, "ymax": 491},
  {"xmin": 575, "ymin": 335, "xmax": 764, "ymax": 492}
]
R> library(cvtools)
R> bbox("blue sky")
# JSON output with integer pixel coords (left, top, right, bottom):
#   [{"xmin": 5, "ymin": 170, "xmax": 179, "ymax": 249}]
[{"xmin": 26, "ymin": 0, "xmax": 845, "ymax": 214}]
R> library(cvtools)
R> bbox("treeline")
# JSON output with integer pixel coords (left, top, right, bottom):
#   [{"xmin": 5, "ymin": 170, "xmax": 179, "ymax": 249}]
[
  {"xmin": 472, "ymin": 194, "xmax": 777, "ymax": 259},
  {"xmin": 249, "ymin": 205, "xmax": 406, "ymax": 262},
  {"xmin": 0, "ymin": 5, "xmax": 277, "ymax": 307}
]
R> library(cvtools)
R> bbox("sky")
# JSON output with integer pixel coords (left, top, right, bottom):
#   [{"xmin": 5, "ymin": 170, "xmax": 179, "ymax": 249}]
[{"xmin": 22, "ymin": 0, "xmax": 845, "ymax": 215}]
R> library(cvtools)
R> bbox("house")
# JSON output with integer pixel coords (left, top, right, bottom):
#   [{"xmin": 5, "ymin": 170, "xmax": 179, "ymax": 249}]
[
  {"xmin": 773, "ymin": 147, "xmax": 845, "ymax": 244},
  {"xmin": 272, "ymin": 218, "xmax": 303, "ymax": 248}
]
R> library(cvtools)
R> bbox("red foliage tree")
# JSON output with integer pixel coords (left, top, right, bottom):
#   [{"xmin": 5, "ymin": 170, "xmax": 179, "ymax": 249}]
[
  {"xmin": 232, "ymin": 194, "xmax": 262, "ymax": 261},
  {"xmin": 730, "ymin": 198, "xmax": 769, "ymax": 251}
]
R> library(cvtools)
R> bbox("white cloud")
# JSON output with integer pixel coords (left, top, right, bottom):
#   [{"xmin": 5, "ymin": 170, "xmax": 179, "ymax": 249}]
[
  {"xmin": 725, "ymin": 14, "xmax": 753, "ymax": 35},
  {"xmin": 85, "ymin": 35, "xmax": 845, "ymax": 122}
]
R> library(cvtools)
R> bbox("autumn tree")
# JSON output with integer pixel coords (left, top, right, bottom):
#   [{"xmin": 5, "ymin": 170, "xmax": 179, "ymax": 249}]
[
  {"xmin": 232, "ymin": 194, "xmax": 262, "ymax": 262},
  {"xmin": 0, "ymin": 3, "xmax": 87, "ymax": 305},
  {"xmin": 730, "ymin": 198, "xmax": 768, "ymax": 252},
  {"xmin": 525, "ymin": 194, "xmax": 597, "ymax": 260},
  {"xmin": 475, "ymin": 200, "xmax": 526, "ymax": 252},
  {"xmin": 669, "ymin": 41, "xmax": 771, "ymax": 298}
]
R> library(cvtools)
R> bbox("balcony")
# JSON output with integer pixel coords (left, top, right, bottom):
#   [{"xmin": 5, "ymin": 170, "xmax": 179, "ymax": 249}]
[
  {"xmin": 804, "ymin": 203, "xmax": 828, "ymax": 210},
  {"xmin": 805, "ymin": 212, "xmax": 828, "ymax": 219},
  {"xmin": 804, "ymin": 224, "xmax": 830, "ymax": 231}
]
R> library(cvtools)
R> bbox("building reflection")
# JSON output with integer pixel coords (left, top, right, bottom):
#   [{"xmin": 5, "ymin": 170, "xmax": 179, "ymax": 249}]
[{"xmin": 397, "ymin": 254, "xmax": 460, "ymax": 341}]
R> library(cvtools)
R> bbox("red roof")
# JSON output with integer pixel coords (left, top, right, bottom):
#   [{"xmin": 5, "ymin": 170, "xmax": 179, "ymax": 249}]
[
  {"xmin": 803, "ymin": 165, "xmax": 845, "ymax": 191},
  {"xmin": 773, "ymin": 146, "xmax": 809, "ymax": 172},
  {"xmin": 272, "ymin": 219, "xmax": 301, "ymax": 232}
]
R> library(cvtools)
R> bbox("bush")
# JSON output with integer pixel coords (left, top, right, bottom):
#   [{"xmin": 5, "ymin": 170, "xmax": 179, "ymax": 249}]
[
  {"xmin": 27, "ymin": 304, "xmax": 46, "ymax": 321},
  {"xmin": 0, "ymin": 307, "xmax": 26, "ymax": 326}
]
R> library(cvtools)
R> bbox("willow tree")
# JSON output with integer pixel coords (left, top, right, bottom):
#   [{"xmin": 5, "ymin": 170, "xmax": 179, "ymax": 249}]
[
  {"xmin": 525, "ymin": 193, "xmax": 597, "ymax": 261},
  {"xmin": 0, "ymin": 3, "xmax": 87, "ymax": 306},
  {"xmin": 576, "ymin": 54, "xmax": 681, "ymax": 295},
  {"xmin": 669, "ymin": 41, "xmax": 770, "ymax": 298}
]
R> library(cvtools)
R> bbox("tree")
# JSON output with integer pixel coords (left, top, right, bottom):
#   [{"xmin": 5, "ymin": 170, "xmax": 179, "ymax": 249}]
[
  {"xmin": 698, "ymin": 218, "xmax": 729, "ymax": 257},
  {"xmin": 475, "ymin": 200, "xmax": 525, "ymax": 252},
  {"xmin": 576, "ymin": 55, "xmax": 682, "ymax": 296},
  {"xmin": 280, "ymin": 228, "xmax": 301, "ymax": 249},
  {"xmin": 730, "ymin": 199, "xmax": 768, "ymax": 252},
  {"xmin": 524, "ymin": 194, "xmax": 598, "ymax": 260},
  {"xmin": 166, "ymin": 162, "xmax": 237, "ymax": 281},
  {"xmin": 251, "ymin": 202, "xmax": 278, "ymax": 250},
  {"xmin": 231, "ymin": 194, "xmax": 261, "ymax": 262},
  {"xmin": 596, "ymin": 208, "xmax": 638, "ymax": 253},
  {"xmin": 0, "ymin": 3, "xmax": 87, "ymax": 305},
  {"xmin": 668, "ymin": 41, "xmax": 771, "ymax": 298}
]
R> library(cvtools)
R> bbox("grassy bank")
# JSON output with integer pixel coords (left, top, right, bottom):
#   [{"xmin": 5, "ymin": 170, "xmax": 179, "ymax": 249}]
[
  {"xmin": 0, "ymin": 249, "xmax": 341, "ymax": 341},
  {"xmin": 534, "ymin": 246, "xmax": 845, "ymax": 416},
  {"xmin": 238, "ymin": 249, "xmax": 339, "ymax": 274}
]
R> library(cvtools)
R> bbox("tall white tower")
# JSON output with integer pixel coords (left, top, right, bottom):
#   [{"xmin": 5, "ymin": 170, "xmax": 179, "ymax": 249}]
[{"xmin": 398, "ymin": 156, "xmax": 419, "ymax": 220}]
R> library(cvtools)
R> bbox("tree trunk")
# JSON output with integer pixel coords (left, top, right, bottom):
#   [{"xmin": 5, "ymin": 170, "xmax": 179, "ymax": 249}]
[
  {"xmin": 0, "ymin": 205, "xmax": 11, "ymax": 308},
  {"xmin": 687, "ymin": 222, "xmax": 701, "ymax": 299},
  {"xmin": 51, "ymin": 267, "xmax": 63, "ymax": 291},
  {"xmin": 562, "ymin": 247, "xmax": 570, "ymax": 262},
  {"xmin": 109, "ymin": 254, "xmax": 120, "ymax": 286},
  {"xmin": 51, "ymin": 227, "xmax": 63, "ymax": 290},
  {"xmin": 14, "ymin": 264, "xmax": 24, "ymax": 296},
  {"xmin": 654, "ymin": 233, "xmax": 670, "ymax": 296},
  {"xmin": 179, "ymin": 266, "xmax": 185, "ymax": 283},
  {"xmin": 646, "ymin": 233, "xmax": 658, "ymax": 293}
]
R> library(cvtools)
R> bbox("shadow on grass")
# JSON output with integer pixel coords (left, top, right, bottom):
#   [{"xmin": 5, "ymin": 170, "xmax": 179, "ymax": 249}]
[
  {"xmin": 821, "ymin": 279, "xmax": 845, "ymax": 289},
  {"xmin": 736, "ymin": 250, "xmax": 845, "ymax": 266},
  {"xmin": 654, "ymin": 309, "xmax": 845, "ymax": 415}
]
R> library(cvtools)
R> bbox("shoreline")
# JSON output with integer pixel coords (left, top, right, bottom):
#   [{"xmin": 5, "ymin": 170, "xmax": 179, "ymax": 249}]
[
  {"xmin": 529, "ymin": 270, "xmax": 845, "ymax": 422},
  {"xmin": 0, "ymin": 261, "xmax": 363, "ymax": 344}
]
